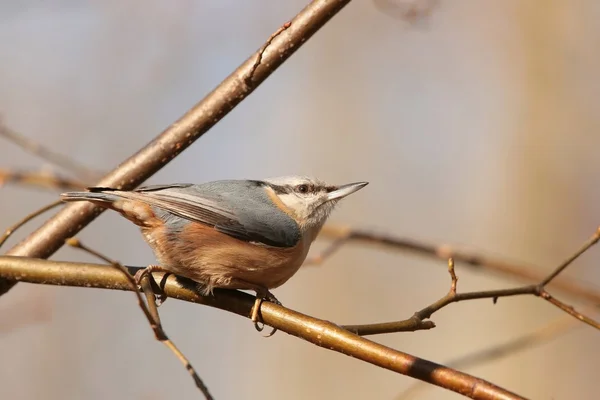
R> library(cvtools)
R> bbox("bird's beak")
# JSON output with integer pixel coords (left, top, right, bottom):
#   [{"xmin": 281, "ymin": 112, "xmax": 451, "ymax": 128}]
[{"xmin": 326, "ymin": 182, "xmax": 369, "ymax": 201}]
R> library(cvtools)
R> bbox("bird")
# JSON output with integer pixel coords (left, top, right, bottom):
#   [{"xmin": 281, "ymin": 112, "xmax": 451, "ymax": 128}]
[{"xmin": 61, "ymin": 176, "xmax": 367, "ymax": 329}]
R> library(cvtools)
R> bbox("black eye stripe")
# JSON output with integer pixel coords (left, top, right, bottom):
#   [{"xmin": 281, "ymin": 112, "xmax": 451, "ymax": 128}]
[
  {"xmin": 262, "ymin": 183, "xmax": 288, "ymax": 194},
  {"xmin": 295, "ymin": 183, "xmax": 321, "ymax": 194},
  {"xmin": 262, "ymin": 181, "xmax": 326, "ymax": 194}
]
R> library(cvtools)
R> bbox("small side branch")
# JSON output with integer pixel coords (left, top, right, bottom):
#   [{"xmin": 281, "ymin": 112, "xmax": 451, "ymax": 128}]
[
  {"xmin": 344, "ymin": 228, "xmax": 600, "ymax": 335},
  {"xmin": 65, "ymin": 239, "xmax": 213, "ymax": 399},
  {"xmin": 314, "ymin": 225, "xmax": 600, "ymax": 306}
]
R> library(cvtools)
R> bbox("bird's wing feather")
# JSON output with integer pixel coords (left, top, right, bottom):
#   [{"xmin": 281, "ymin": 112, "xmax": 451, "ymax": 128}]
[{"xmin": 106, "ymin": 184, "xmax": 299, "ymax": 247}]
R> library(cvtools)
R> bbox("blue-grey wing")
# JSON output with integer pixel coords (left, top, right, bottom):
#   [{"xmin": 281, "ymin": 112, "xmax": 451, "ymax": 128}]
[{"xmin": 118, "ymin": 181, "xmax": 300, "ymax": 247}]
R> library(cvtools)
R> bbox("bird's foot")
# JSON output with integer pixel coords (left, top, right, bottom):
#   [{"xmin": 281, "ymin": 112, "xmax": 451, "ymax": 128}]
[
  {"xmin": 134, "ymin": 265, "xmax": 170, "ymax": 306},
  {"xmin": 251, "ymin": 288, "xmax": 281, "ymax": 337}
]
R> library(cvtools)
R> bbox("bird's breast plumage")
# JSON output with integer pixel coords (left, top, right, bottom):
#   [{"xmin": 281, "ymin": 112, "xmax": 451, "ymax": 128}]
[{"xmin": 142, "ymin": 220, "xmax": 310, "ymax": 294}]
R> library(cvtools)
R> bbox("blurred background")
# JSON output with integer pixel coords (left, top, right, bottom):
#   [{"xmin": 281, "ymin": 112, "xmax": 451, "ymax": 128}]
[{"xmin": 1, "ymin": 1, "xmax": 600, "ymax": 399}]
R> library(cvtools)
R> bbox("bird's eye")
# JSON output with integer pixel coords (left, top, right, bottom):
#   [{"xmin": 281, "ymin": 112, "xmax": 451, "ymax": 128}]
[{"xmin": 296, "ymin": 184, "xmax": 309, "ymax": 194}]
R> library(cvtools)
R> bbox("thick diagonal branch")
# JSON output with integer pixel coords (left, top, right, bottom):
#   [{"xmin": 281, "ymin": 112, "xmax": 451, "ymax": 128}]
[{"xmin": 0, "ymin": 0, "xmax": 354, "ymax": 296}]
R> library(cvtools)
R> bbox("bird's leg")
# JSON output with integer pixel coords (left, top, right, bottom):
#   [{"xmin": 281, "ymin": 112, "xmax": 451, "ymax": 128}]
[
  {"xmin": 250, "ymin": 287, "xmax": 281, "ymax": 337},
  {"xmin": 134, "ymin": 265, "xmax": 170, "ymax": 306}
]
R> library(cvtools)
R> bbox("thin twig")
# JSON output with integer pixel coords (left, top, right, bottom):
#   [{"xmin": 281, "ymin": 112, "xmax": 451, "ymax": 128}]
[
  {"xmin": 65, "ymin": 238, "xmax": 214, "ymax": 400},
  {"xmin": 64, "ymin": 238, "xmax": 156, "ymax": 324},
  {"xmin": 0, "ymin": 122, "xmax": 102, "ymax": 181},
  {"xmin": 0, "ymin": 0, "xmax": 355, "ymax": 298},
  {"xmin": 0, "ymin": 256, "xmax": 525, "ymax": 400},
  {"xmin": 344, "ymin": 228, "xmax": 600, "ymax": 335},
  {"xmin": 0, "ymin": 168, "xmax": 86, "ymax": 191},
  {"xmin": 139, "ymin": 277, "xmax": 163, "ymax": 328},
  {"xmin": 342, "ymin": 285, "xmax": 537, "ymax": 335},
  {"xmin": 448, "ymin": 258, "xmax": 457, "ymax": 295},
  {"xmin": 139, "ymin": 277, "xmax": 213, "ymax": 397},
  {"xmin": 0, "ymin": 200, "xmax": 64, "ymax": 249},
  {"xmin": 538, "ymin": 290, "xmax": 600, "ymax": 329},
  {"xmin": 540, "ymin": 226, "xmax": 600, "ymax": 286},
  {"xmin": 315, "ymin": 225, "xmax": 600, "ymax": 307}
]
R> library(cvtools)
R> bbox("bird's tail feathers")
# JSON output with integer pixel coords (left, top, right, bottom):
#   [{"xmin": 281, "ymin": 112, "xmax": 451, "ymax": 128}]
[{"xmin": 60, "ymin": 189, "xmax": 120, "ymax": 204}]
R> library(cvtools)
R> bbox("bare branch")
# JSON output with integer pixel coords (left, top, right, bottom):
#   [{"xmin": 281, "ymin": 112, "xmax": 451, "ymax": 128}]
[
  {"xmin": 448, "ymin": 258, "xmax": 457, "ymax": 295},
  {"xmin": 538, "ymin": 291, "xmax": 600, "ymax": 329},
  {"xmin": 342, "ymin": 285, "xmax": 537, "ymax": 336},
  {"xmin": 0, "ymin": 0, "xmax": 355, "ymax": 297},
  {"xmin": 344, "ymin": 228, "xmax": 600, "ymax": 335},
  {"xmin": 65, "ymin": 238, "xmax": 213, "ymax": 399},
  {"xmin": 315, "ymin": 225, "xmax": 600, "ymax": 306},
  {"xmin": 540, "ymin": 226, "xmax": 600, "ymax": 286},
  {"xmin": 0, "ymin": 168, "xmax": 86, "ymax": 191},
  {"xmin": 0, "ymin": 256, "xmax": 525, "ymax": 400},
  {"xmin": 0, "ymin": 122, "xmax": 102, "ymax": 181},
  {"xmin": 396, "ymin": 315, "xmax": 581, "ymax": 400}
]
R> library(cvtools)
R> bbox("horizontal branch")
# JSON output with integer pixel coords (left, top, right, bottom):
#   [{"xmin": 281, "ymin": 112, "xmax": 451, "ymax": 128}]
[
  {"xmin": 0, "ymin": 169, "xmax": 86, "ymax": 191},
  {"xmin": 0, "ymin": 256, "xmax": 524, "ymax": 400},
  {"xmin": 65, "ymin": 238, "xmax": 213, "ymax": 398},
  {"xmin": 0, "ymin": 123, "xmax": 102, "ymax": 181},
  {"xmin": 344, "ymin": 229, "xmax": 600, "ymax": 335},
  {"xmin": 316, "ymin": 226, "xmax": 600, "ymax": 305}
]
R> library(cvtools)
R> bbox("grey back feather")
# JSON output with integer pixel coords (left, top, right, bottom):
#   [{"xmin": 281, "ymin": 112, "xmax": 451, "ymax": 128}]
[{"xmin": 138, "ymin": 181, "xmax": 301, "ymax": 247}]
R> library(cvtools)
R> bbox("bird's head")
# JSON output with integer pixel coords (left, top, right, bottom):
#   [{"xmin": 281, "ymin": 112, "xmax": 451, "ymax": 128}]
[{"xmin": 262, "ymin": 176, "xmax": 368, "ymax": 235}]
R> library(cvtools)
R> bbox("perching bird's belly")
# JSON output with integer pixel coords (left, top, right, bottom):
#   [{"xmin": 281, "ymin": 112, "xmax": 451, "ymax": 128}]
[{"xmin": 143, "ymin": 222, "xmax": 310, "ymax": 294}]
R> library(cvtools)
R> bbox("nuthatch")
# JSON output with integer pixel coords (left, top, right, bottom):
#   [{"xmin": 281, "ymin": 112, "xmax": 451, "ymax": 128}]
[{"xmin": 61, "ymin": 176, "xmax": 367, "ymax": 328}]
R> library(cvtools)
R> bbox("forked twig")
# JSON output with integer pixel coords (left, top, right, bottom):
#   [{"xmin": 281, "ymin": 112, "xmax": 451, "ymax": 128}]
[
  {"xmin": 313, "ymin": 225, "xmax": 600, "ymax": 306},
  {"xmin": 65, "ymin": 238, "xmax": 214, "ymax": 400},
  {"xmin": 343, "ymin": 228, "xmax": 600, "ymax": 335}
]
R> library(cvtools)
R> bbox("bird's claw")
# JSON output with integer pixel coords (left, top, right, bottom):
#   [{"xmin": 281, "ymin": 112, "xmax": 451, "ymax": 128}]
[
  {"xmin": 251, "ymin": 290, "xmax": 280, "ymax": 337},
  {"xmin": 134, "ymin": 265, "xmax": 168, "ymax": 307}
]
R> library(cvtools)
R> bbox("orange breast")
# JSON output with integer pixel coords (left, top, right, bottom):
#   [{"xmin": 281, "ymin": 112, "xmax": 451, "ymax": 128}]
[{"xmin": 143, "ymin": 222, "xmax": 309, "ymax": 293}]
